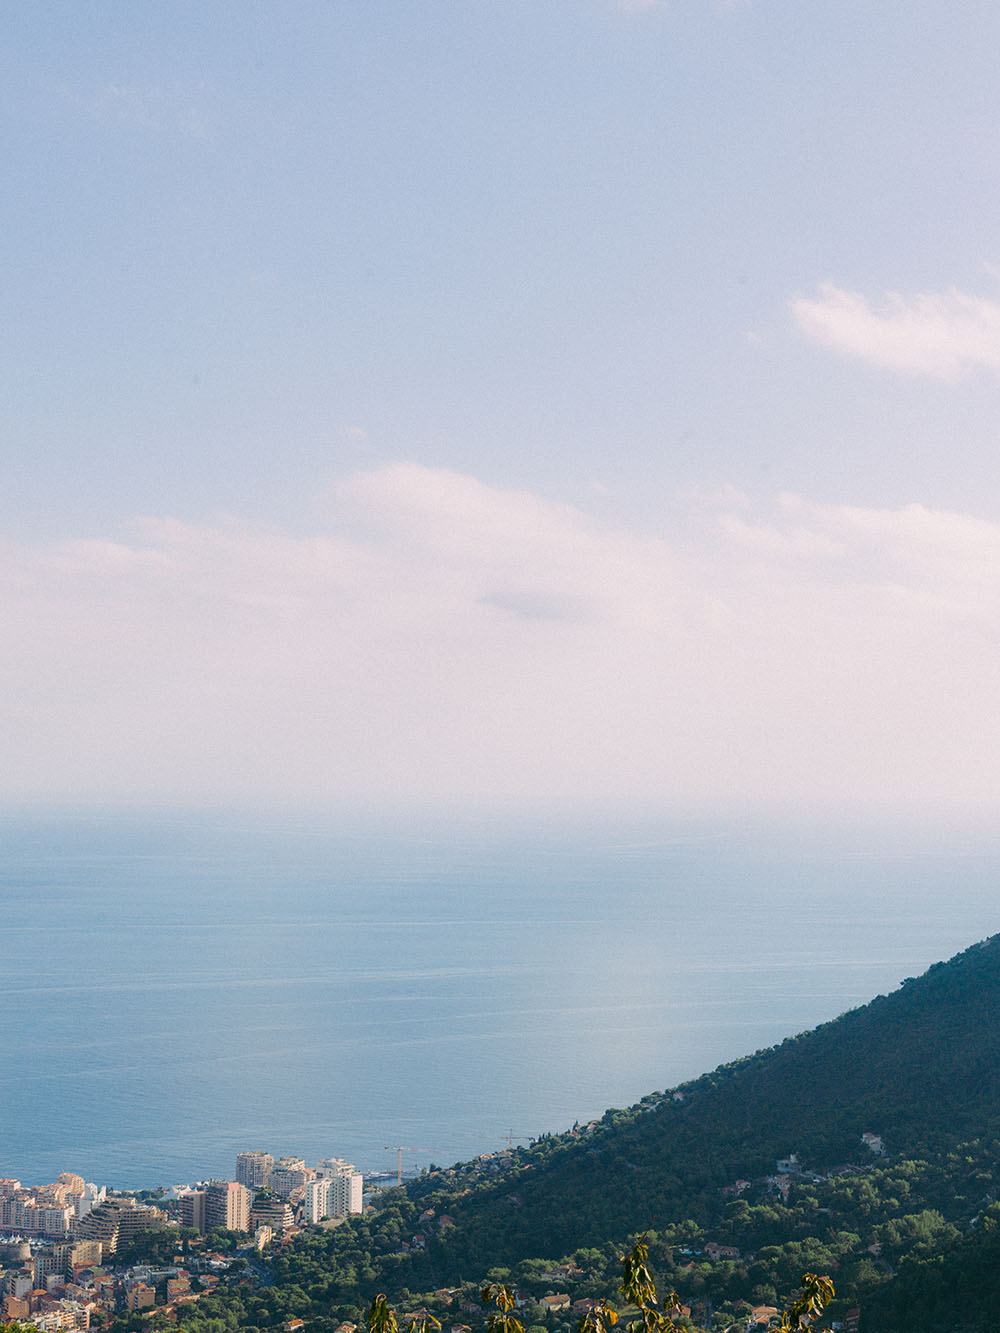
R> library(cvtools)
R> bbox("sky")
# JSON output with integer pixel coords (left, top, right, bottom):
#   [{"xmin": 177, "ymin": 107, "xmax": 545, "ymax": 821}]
[{"xmin": 4, "ymin": 0, "xmax": 1000, "ymax": 812}]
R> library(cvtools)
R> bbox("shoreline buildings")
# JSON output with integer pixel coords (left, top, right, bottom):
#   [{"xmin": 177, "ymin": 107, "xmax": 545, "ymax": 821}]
[
  {"xmin": 0, "ymin": 1150, "xmax": 364, "ymax": 1332},
  {"xmin": 179, "ymin": 1181, "xmax": 250, "ymax": 1234},
  {"xmin": 175, "ymin": 1151, "xmax": 363, "ymax": 1235},
  {"xmin": 235, "ymin": 1152, "xmax": 274, "ymax": 1190},
  {"xmin": 304, "ymin": 1159, "xmax": 363, "ymax": 1223}
]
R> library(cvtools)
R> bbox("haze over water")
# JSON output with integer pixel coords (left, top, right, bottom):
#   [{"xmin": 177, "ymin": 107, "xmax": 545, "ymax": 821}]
[{"xmin": 3, "ymin": 806, "xmax": 997, "ymax": 1190}]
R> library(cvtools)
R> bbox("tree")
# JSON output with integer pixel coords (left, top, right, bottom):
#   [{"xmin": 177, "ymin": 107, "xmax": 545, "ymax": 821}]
[{"xmin": 361, "ymin": 1241, "xmax": 833, "ymax": 1333}]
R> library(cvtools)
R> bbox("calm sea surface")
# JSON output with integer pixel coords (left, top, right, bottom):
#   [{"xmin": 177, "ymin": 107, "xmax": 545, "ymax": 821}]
[{"xmin": 2, "ymin": 806, "xmax": 998, "ymax": 1189}]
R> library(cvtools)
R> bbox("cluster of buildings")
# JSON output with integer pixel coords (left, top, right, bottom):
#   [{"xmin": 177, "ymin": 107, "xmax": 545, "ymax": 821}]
[
  {"xmin": 0, "ymin": 1150, "xmax": 364, "ymax": 1328},
  {"xmin": 0, "ymin": 1228, "xmax": 235, "ymax": 1330},
  {"xmin": 0, "ymin": 1174, "xmax": 219, "ymax": 1252},
  {"xmin": 177, "ymin": 1151, "xmax": 363, "ymax": 1237},
  {"xmin": 238, "ymin": 1151, "xmax": 364, "ymax": 1225},
  {"xmin": 0, "ymin": 1174, "xmax": 109, "ymax": 1243},
  {"xmin": 0, "ymin": 1181, "xmax": 170, "ymax": 1331}
]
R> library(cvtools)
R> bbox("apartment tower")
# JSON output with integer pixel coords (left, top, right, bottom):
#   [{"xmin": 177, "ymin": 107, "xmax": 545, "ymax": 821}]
[
  {"xmin": 236, "ymin": 1151, "xmax": 274, "ymax": 1190},
  {"xmin": 205, "ymin": 1181, "xmax": 251, "ymax": 1233}
]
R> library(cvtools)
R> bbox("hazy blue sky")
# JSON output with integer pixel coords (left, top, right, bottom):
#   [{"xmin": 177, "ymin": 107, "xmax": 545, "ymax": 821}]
[{"xmin": 5, "ymin": 1, "xmax": 1000, "ymax": 810}]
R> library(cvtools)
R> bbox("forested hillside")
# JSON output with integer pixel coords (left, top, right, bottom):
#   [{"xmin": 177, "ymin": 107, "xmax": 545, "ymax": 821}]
[
  {"xmin": 861, "ymin": 1208, "xmax": 1000, "ymax": 1332},
  {"xmin": 412, "ymin": 933, "xmax": 1000, "ymax": 1266},
  {"xmin": 118, "ymin": 934, "xmax": 1000, "ymax": 1333}
]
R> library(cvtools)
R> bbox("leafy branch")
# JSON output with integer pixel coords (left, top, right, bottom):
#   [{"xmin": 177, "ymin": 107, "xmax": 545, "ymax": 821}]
[
  {"xmin": 619, "ymin": 1238, "xmax": 683, "ymax": 1333},
  {"xmin": 778, "ymin": 1273, "xmax": 836, "ymax": 1332},
  {"xmin": 481, "ymin": 1281, "xmax": 524, "ymax": 1333}
]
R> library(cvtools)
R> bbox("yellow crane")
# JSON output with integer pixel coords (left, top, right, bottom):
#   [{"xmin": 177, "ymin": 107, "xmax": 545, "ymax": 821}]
[{"xmin": 383, "ymin": 1145, "xmax": 437, "ymax": 1186}]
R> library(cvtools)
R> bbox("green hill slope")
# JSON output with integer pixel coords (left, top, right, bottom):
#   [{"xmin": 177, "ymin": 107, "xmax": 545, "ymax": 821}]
[
  {"xmin": 158, "ymin": 932, "xmax": 1000, "ymax": 1333},
  {"xmin": 422, "ymin": 934, "xmax": 1000, "ymax": 1265},
  {"xmin": 860, "ymin": 1206, "xmax": 1000, "ymax": 1332}
]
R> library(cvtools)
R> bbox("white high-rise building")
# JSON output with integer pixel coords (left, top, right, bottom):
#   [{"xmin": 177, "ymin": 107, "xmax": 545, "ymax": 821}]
[
  {"xmin": 314, "ymin": 1157, "xmax": 353, "ymax": 1178},
  {"xmin": 303, "ymin": 1178, "xmax": 326, "ymax": 1223},
  {"xmin": 303, "ymin": 1164, "xmax": 362, "ymax": 1222}
]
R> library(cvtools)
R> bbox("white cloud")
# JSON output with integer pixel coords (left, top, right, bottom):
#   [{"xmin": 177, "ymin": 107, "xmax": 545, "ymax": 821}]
[
  {"xmin": 4, "ymin": 466, "xmax": 1000, "ymax": 810},
  {"xmin": 790, "ymin": 280, "xmax": 1000, "ymax": 379}
]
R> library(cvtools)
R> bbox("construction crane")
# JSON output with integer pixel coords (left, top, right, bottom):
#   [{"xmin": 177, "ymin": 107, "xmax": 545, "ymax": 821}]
[
  {"xmin": 502, "ymin": 1129, "xmax": 532, "ymax": 1150},
  {"xmin": 384, "ymin": 1145, "xmax": 437, "ymax": 1186}
]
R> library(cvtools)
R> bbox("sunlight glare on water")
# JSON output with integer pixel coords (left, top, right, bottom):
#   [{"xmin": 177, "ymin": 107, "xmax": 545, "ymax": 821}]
[{"xmin": 1, "ymin": 806, "xmax": 997, "ymax": 1187}]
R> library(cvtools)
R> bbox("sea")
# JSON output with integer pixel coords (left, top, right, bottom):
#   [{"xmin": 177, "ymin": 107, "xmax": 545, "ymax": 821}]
[{"xmin": 2, "ymin": 803, "xmax": 999, "ymax": 1191}]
